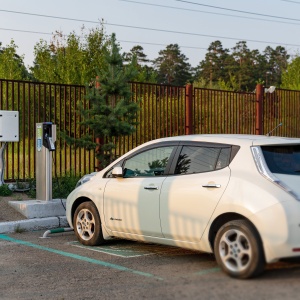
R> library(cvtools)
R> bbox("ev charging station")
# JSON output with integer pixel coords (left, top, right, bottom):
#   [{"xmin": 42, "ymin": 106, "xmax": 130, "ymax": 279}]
[
  {"xmin": 6, "ymin": 118, "xmax": 68, "ymax": 228},
  {"xmin": 36, "ymin": 122, "xmax": 56, "ymax": 201}
]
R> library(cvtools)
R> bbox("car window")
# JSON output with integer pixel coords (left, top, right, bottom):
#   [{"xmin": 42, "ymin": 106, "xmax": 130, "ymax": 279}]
[
  {"xmin": 175, "ymin": 146, "xmax": 230, "ymax": 175},
  {"xmin": 261, "ymin": 145, "xmax": 300, "ymax": 175},
  {"xmin": 123, "ymin": 146, "xmax": 175, "ymax": 177},
  {"xmin": 216, "ymin": 148, "xmax": 231, "ymax": 170}
]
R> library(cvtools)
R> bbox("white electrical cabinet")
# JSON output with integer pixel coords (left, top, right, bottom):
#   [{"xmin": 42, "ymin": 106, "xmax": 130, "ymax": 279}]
[{"xmin": 0, "ymin": 110, "xmax": 19, "ymax": 142}]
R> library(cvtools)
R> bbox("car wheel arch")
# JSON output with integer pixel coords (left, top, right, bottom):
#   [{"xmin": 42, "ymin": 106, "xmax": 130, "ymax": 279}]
[
  {"xmin": 208, "ymin": 213, "xmax": 263, "ymax": 252},
  {"xmin": 71, "ymin": 197, "xmax": 93, "ymax": 222}
]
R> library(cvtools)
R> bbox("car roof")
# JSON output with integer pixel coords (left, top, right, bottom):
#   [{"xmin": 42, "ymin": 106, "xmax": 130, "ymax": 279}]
[{"xmin": 146, "ymin": 134, "xmax": 300, "ymax": 147}]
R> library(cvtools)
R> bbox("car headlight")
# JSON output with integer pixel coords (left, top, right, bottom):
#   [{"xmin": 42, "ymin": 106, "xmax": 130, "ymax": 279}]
[{"xmin": 75, "ymin": 172, "xmax": 97, "ymax": 188}]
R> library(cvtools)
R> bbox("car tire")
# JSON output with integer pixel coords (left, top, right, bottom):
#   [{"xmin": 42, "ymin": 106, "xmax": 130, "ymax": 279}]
[
  {"xmin": 73, "ymin": 201, "xmax": 105, "ymax": 246},
  {"xmin": 214, "ymin": 219, "xmax": 265, "ymax": 279}
]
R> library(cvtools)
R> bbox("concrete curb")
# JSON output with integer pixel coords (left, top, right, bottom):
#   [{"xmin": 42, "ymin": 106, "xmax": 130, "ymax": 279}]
[{"xmin": 0, "ymin": 216, "xmax": 69, "ymax": 234}]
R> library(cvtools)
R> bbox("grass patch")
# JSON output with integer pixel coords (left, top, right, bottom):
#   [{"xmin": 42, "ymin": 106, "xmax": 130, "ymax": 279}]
[
  {"xmin": 53, "ymin": 175, "xmax": 81, "ymax": 199},
  {"xmin": 0, "ymin": 184, "xmax": 13, "ymax": 196},
  {"xmin": 26, "ymin": 174, "xmax": 81, "ymax": 199}
]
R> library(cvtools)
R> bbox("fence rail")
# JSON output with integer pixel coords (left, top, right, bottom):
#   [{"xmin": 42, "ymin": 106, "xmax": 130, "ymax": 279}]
[{"xmin": 1, "ymin": 78, "xmax": 300, "ymax": 181}]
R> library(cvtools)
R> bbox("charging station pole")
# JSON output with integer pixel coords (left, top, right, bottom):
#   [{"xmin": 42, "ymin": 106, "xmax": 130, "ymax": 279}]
[{"xmin": 36, "ymin": 122, "xmax": 56, "ymax": 201}]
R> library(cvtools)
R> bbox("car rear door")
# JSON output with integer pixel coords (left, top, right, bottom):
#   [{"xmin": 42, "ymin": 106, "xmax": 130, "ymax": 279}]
[{"xmin": 160, "ymin": 143, "xmax": 232, "ymax": 242}]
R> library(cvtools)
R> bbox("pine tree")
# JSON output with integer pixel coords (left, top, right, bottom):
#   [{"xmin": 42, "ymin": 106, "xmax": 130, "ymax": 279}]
[
  {"xmin": 65, "ymin": 33, "xmax": 139, "ymax": 168},
  {"xmin": 153, "ymin": 44, "xmax": 192, "ymax": 86}
]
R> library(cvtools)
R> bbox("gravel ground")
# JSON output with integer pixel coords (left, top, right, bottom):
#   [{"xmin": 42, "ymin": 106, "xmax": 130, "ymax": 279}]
[{"xmin": 0, "ymin": 193, "xmax": 29, "ymax": 222}]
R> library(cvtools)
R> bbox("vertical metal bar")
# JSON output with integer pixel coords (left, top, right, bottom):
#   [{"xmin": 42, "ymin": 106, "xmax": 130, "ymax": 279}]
[
  {"xmin": 22, "ymin": 82, "xmax": 26, "ymax": 179},
  {"xmin": 0, "ymin": 80, "xmax": 2, "ymax": 109},
  {"xmin": 214, "ymin": 90, "xmax": 217, "ymax": 133},
  {"xmin": 166, "ymin": 86, "xmax": 169, "ymax": 136},
  {"xmin": 74, "ymin": 86, "xmax": 77, "ymax": 175},
  {"xmin": 147, "ymin": 84, "xmax": 151, "ymax": 140},
  {"xmin": 210, "ymin": 90, "xmax": 213, "ymax": 133},
  {"xmin": 225, "ymin": 91, "xmax": 228, "ymax": 133},
  {"xmin": 169, "ymin": 86, "xmax": 173, "ymax": 136},
  {"xmin": 134, "ymin": 83, "xmax": 138, "ymax": 148},
  {"xmin": 160, "ymin": 86, "xmax": 164, "ymax": 137},
  {"xmin": 5, "ymin": 80, "xmax": 8, "ymax": 109},
  {"xmin": 256, "ymin": 84, "xmax": 264, "ymax": 135},
  {"xmin": 185, "ymin": 84, "xmax": 193, "ymax": 135},
  {"xmin": 175, "ymin": 87, "xmax": 179, "ymax": 136},
  {"xmin": 54, "ymin": 85, "xmax": 58, "ymax": 176},
  {"xmin": 43, "ymin": 83, "xmax": 46, "ymax": 121},
  {"xmin": 37, "ymin": 84, "xmax": 41, "ymax": 123},
  {"xmin": 193, "ymin": 88, "xmax": 197, "ymax": 134},
  {"xmin": 64, "ymin": 86, "xmax": 67, "ymax": 175},
  {"xmin": 69, "ymin": 86, "xmax": 72, "ymax": 174},
  {"xmin": 81, "ymin": 86, "xmax": 86, "ymax": 175},
  {"xmin": 235, "ymin": 93, "xmax": 238, "ymax": 133},
  {"xmin": 156, "ymin": 85, "xmax": 159, "ymax": 138},
  {"xmin": 32, "ymin": 83, "xmax": 37, "ymax": 179},
  {"xmin": 11, "ymin": 82, "xmax": 15, "ymax": 180},
  {"xmin": 27, "ymin": 83, "xmax": 31, "ymax": 179},
  {"xmin": 49, "ymin": 84, "xmax": 52, "ymax": 121},
  {"xmin": 151, "ymin": 84, "xmax": 155, "ymax": 139},
  {"xmin": 16, "ymin": 82, "xmax": 20, "ymax": 180},
  {"xmin": 4, "ymin": 81, "xmax": 8, "ymax": 179}
]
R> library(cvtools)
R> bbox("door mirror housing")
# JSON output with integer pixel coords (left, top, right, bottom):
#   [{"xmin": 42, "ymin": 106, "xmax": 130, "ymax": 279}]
[{"xmin": 112, "ymin": 166, "xmax": 123, "ymax": 178}]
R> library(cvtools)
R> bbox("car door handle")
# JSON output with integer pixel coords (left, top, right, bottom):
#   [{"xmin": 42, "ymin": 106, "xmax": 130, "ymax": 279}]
[
  {"xmin": 202, "ymin": 184, "xmax": 221, "ymax": 188},
  {"xmin": 144, "ymin": 186, "xmax": 159, "ymax": 190}
]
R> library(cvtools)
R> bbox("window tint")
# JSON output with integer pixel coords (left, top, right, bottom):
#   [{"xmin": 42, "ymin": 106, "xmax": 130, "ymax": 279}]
[
  {"xmin": 123, "ymin": 146, "xmax": 175, "ymax": 177},
  {"xmin": 261, "ymin": 145, "xmax": 300, "ymax": 175},
  {"xmin": 175, "ymin": 146, "xmax": 230, "ymax": 175}
]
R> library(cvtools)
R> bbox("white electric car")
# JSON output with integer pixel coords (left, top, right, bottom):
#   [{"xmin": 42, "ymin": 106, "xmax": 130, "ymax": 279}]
[{"xmin": 66, "ymin": 134, "xmax": 300, "ymax": 279}]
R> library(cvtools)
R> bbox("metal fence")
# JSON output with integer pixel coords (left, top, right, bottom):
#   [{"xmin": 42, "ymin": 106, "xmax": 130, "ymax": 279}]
[
  {"xmin": 263, "ymin": 89, "xmax": 300, "ymax": 137},
  {"xmin": 1, "ymin": 78, "xmax": 300, "ymax": 181},
  {"xmin": 112, "ymin": 82, "xmax": 186, "ymax": 158},
  {"xmin": 0, "ymin": 79, "xmax": 94, "ymax": 181},
  {"xmin": 193, "ymin": 88, "xmax": 256, "ymax": 134}
]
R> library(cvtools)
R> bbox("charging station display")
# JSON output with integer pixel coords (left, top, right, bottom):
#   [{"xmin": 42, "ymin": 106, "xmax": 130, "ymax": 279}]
[{"xmin": 36, "ymin": 124, "xmax": 43, "ymax": 152}]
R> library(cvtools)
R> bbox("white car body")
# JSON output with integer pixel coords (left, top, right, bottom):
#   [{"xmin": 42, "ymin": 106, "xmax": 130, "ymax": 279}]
[{"xmin": 66, "ymin": 134, "xmax": 300, "ymax": 278}]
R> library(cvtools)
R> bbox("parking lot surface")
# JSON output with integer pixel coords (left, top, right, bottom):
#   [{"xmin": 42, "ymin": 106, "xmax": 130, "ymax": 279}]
[{"xmin": 1, "ymin": 231, "xmax": 300, "ymax": 300}]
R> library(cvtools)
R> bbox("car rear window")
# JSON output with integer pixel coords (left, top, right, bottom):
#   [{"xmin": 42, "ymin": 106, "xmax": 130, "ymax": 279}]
[{"xmin": 261, "ymin": 145, "xmax": 300, "ymax": 175}]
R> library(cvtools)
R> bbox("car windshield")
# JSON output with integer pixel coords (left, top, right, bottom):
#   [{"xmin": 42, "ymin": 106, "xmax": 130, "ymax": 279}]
[{"xmin": 261, "ymin": 145, "xmax": 300, "ymax": 175}]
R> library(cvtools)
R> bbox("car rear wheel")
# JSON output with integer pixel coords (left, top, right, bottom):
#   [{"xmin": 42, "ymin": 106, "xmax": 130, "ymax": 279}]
[
  {"xmin": 214, "ymin": 219, "xmax": 265, "ymax": 279},
  {"xmin": 73, "ymin": 201, "xmax": 105, "ymax": 246}
]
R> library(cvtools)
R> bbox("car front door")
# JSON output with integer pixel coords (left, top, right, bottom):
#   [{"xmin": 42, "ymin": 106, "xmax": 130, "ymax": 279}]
[
  {"xmin": 160, "ymin": 144, "xmax": 231, "ymax": 242},
  {"xmin": 103, "ymin": 145, "xmax": 176, "ymax": 237}
]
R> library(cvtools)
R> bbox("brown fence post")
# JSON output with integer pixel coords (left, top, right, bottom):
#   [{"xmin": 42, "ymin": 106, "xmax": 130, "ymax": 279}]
[
  {"xmin": 185, "ymin": 84, "xmax": 193, "ymax": 135},
  {"xmin": 255, "ymin": 84, "xmax": 264, "ymax": 135}
]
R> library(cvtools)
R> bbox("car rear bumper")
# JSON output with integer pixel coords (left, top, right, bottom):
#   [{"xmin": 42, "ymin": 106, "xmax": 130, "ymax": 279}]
[{"xmin": 250, "ymin": 199, "xmax": 300, "ymax": 263}]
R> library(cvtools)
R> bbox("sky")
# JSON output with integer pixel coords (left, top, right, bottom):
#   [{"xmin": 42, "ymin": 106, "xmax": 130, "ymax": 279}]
[{"xmin": 0, "ymin": 0, "xmax": 300, "ymax": 69}]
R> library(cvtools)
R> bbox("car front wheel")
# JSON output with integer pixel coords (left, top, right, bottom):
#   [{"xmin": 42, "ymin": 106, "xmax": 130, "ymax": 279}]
[
  {"xmin": 214, "ymin": 219, "xmax": 265, "ymax": 279},
  {"xmin": 73, "ymin": 201, "xmax": 105, "ymax": 246}
]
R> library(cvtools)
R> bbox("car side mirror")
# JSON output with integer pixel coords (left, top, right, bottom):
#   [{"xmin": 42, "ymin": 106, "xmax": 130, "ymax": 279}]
[{"xmin": 112, "ymin": 166, "xmax": 123, "ymax": 178}]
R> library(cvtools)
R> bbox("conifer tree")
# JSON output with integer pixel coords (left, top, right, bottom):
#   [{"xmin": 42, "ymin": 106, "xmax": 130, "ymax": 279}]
[{"xmin": 65, "ymin": 33, "xmax": 139, "ymax": 168}]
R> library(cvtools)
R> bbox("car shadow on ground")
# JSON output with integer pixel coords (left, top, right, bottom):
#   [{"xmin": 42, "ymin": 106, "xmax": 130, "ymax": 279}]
[{"xmin": 260, "ymin": 259, "xmax": 300, "ymax": 280}]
